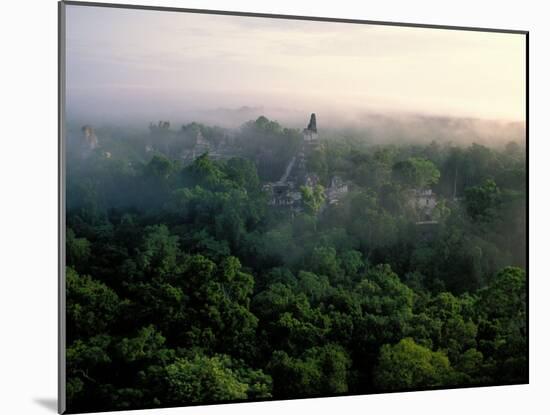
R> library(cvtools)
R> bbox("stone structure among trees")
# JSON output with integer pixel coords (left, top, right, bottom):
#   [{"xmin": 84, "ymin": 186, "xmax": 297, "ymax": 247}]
[
  {"xmin": 265, "ymin": 113, "xmax": 348, "ymax": 212},
  {"xmin": 407, "ymin": 188, "xmax": 439, "ymax": 224}
]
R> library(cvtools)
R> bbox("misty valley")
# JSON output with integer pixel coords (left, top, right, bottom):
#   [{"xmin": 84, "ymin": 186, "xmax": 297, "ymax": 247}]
[{"xmin": 65, "ymin": 113, "xmax": 526, "ymax": 412}]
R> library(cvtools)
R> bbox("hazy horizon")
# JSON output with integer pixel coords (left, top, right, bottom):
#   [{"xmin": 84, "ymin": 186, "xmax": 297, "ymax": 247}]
[{"xmin": 65, "ymin": 4, "xmax": 526, "ymax": 127}]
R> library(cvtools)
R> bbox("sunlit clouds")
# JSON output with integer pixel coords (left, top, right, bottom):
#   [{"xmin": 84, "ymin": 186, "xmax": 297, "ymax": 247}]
[{"xmin": 66, "ymin": 5, "xmax": 526, "ymax": 124}]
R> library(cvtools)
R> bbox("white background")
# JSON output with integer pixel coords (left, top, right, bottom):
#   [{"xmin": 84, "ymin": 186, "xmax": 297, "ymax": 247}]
[{"xmin": 0, "ymin": 0, "xmax": 547, "ymax": 413}]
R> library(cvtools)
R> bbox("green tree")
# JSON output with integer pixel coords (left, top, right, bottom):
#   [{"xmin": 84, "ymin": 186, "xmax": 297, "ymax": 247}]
[
  {"xmin": 178, "ymin": 255, "xmax": 258, "ymax": 358},
  {"xmin": 66, "ymin": 334, "xmax": 112, "ymax": 403},
  {"xmin": 339, "ymin": 250, "xmax": 364, "ymax": 280},
  {"xmin": 464, "ymin": 179, "xmax": 501, "ymax": 222},
  {"xmin": 309, "ymin": 246, "xmax": 343, "ymax": 284},
  {"xmin": 476, "ymin": 267, "xmax": 527, "ymax": 383},
  {"xmin": 136, "ymin": 225, "xmax": 180, "ymax": 278},
  {"xmin": 374, "ymin": 338, "xmax": 455, "ymax": 390},
  {"xmin": 392, "ymin": 157, "xmax": 440, "ymax": 189},
  {"xmin": 66, "ymin": 267, "xmax": 122, "ymax": 338},
  {"xmin": 165, "ymin": 355, "xmax": 248, "ymax": 403},
  {"xmin": 268, "ymin": 344, "xmax": 351, "ymax": 398},
  {"xmin": 145, "ymin": 155, "xmax": 174, "ymax": 179},
  {"xmin": 300, "ymin": 184, "xmax": 326, "ymax": 215},
  {"xmin": 66, "ymin": 228, "xmax": 91, "ymax": 268}
]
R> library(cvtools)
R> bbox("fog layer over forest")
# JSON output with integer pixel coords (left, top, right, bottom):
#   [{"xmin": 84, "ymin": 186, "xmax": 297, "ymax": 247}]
[
  {"xmin": 65, "ymin": 111, "xmax": 526, "ymax": 412},
  {"xmin": 67, "ymin": 106, "xmax": 526, "ymax": 148}
]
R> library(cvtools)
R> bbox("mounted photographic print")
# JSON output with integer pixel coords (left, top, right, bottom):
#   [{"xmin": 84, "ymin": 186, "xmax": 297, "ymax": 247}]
[{"xmin": 58, "ymin": 1, "xmax": 528, "ymax": 413}]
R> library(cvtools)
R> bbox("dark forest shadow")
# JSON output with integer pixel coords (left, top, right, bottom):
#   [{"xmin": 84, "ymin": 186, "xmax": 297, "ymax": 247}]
[{"xmin": 34, "ymin": 398, "xmax": 57, "ymax": 413}]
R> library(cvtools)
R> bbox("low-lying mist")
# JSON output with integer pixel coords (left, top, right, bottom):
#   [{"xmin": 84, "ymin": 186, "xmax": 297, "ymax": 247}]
[{"xmin": 68, "ymin": 106, "xmax": 525, "ymax": 150}]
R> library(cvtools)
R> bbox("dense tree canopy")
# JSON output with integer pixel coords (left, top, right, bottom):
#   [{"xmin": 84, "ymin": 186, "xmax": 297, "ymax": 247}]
[{"xmin": 65, "ymin": 118, "xmax": 526, "ymax": 412}]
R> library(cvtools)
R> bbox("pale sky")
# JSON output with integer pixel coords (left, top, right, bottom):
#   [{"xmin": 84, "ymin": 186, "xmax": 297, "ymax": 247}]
[{"xmin": 65, "ymin": 4, "xmax": 526, "ymax": 125}]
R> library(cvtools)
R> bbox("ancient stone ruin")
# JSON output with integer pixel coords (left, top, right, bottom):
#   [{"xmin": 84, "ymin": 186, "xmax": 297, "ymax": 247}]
[
  {"xmin": 407, "ymin": 188, "xmax": 438, "ymax": 223},
  {"xmin": 326, "ymin": 176, "xmax": 349, "ymax": 206},
  {"xmin": 303, "ymin": 113, "xmax": 318, "ymax": 142},
  {"xmin": 265, "ymin": 113, "xmax": 348, "ymax": 212},
  {"xmin": 81, "ymin": 125, "xmax": 99, "ymax": 150}
]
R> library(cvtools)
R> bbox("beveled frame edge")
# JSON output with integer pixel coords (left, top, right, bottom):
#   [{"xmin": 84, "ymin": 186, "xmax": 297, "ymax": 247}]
[
  {"xmin": 58, "ymin": 1, "xmax": 67, "ymax": 413},
  {"xmin": 61, "ymin": 0, "xmax": 528, "ymax": 34}
]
